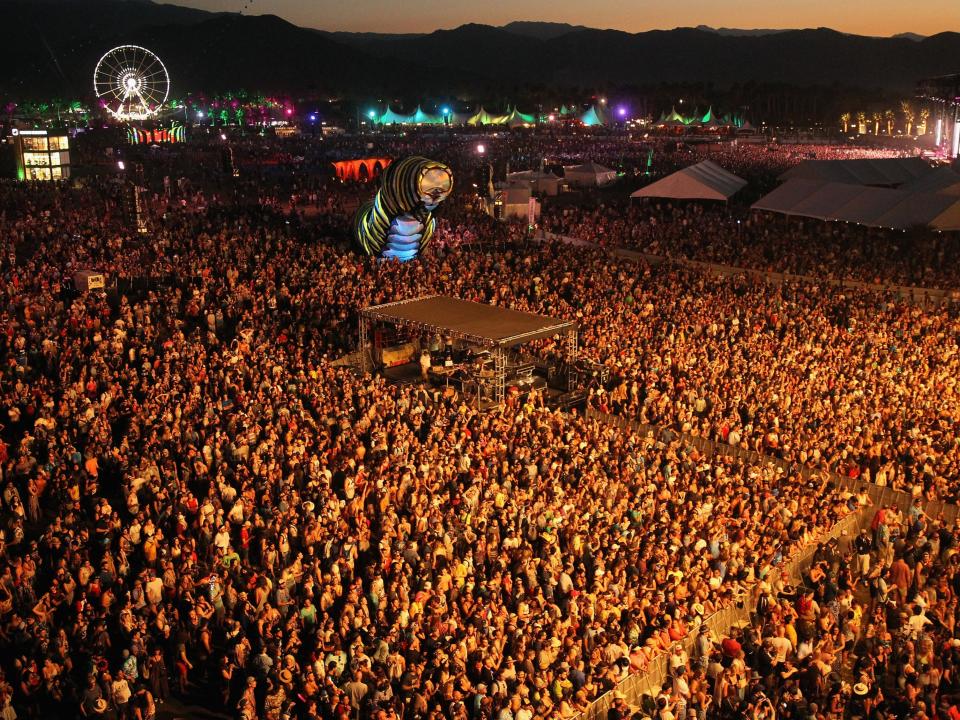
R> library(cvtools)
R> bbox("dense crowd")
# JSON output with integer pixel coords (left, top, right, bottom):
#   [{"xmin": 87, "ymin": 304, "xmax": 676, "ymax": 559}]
[
  {"xmin": 540, "ymin": 201, "xmax": 960, "ymax": 290},
  {"xmin": 693, "ymin": 500, "xmax": 960, "ymax": 720},
  {"xmin": 0, "ymin": 129, "xmax": 957, "ymax": 720}
]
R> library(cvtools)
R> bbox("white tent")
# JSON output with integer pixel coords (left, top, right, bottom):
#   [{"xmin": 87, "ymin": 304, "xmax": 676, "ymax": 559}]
[
  {"xmin": 780, "ymin": 157, "xmax": 932, "ymax": 188},
  {"xmin": 506, "ymin": 170, "xmax": 563, "ymax": 196},
  {"xmin": 493, "ymin": 184, "xmax": 537, "ymax": 220},
  {"xmin": 899, "ymin": 167, "xmax": 960, "ymax": 196},
  {"xmin": 630, "ymin": 160, "xmax": 746, "ymax": 201},
  {"xmin": 564, "ymin": 161, "xmax": 618, "ymax": 187},
  {"xmin": 752, "ymin": 178, "xmax": 960, "ymax": 230}
]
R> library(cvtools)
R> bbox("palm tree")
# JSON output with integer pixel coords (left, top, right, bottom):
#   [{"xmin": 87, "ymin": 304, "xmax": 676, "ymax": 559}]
[
  {"xmin": 884, "ymin": 109, "xmax": 895, "ymax": 135},
  {"xmin": 918, "ymin": 107, "xmax": 930, "ymax": 135},
  {"xmin": 856, "ymin": 111, "xmax": 867, "ymax": 134},
  {"xmin": 901, "ymin": 101, "xmax": 915, "ymax": 135},
  {"xmin": 872, "ymin": 112, "xmax": 882, "ymax": 135},
  {"xmin": 840, "ymin": 112, "xmax": 851, "ymax": 133}
]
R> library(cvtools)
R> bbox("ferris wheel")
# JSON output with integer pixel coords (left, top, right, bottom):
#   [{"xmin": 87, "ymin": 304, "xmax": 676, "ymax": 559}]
[{"xmin": 93, "ymin": 45, "xmax": 170, "ymax": 122}]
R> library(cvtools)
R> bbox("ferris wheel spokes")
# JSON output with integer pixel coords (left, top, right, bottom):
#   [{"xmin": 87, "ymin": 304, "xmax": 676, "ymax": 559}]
[{"xmin": 93, "ymin": 45, "xmax": 170, "ymax": 122}]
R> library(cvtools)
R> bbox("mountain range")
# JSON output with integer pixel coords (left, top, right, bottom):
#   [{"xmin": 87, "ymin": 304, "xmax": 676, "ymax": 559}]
[{"xmin": 0, "ymin": 0, "xmax": 956, "ymax": 100}]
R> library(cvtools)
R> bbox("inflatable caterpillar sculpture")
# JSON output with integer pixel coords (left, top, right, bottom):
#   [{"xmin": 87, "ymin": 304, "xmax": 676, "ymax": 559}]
[{"xmin": 353, "ymin": 156, "xmax": 454, "ymax": 261}]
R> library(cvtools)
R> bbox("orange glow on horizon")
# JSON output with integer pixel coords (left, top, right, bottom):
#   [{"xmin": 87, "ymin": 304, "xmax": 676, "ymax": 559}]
[{"xmin": 179, "ymin": 0, "xmax": 959, "ymax": 38}]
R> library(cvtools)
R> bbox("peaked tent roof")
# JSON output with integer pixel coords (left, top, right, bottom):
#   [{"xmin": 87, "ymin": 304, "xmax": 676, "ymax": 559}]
[
  {"xmin": 411, "ymin": 106, "xmax": 442, "ymax": 124},
  {"xmin": 579, "ymin": 105, "xmax": 610, "ymax": 127},
  {"xmin": 899, "ymin": 166, "xmax": 960, "ymax": 195},
  {"xmin": 377, "ymin": 107, "xmax": 412, "ymax": 124},
  {"xmin": 752, "ymin": 178, "xmax": 960, "ymax": 230},
  {"xmin": 467, "ymin": 106, "xmax": 498, "ymax": 126},
  {"xmin": 566, "ymin": 161, "xmax": 615, "ymax": 174},
  {"xmin": 662, "ymin": 107, "xmax": 695, "ymax": 124},
  {"xmin": 631, "ymin": 160, "xmax": 747, "ymax": 201},
  {"xmin": 564, "ymin": 161, "xmax": 618, "ymax": 186},
  {"xmin": 507, "ymin": 170, "xmax": 561, "ymax": 181},
  {"xmin": 500, "ymin": 107, "xmax": 535, "ymax": 127},
  {"xmin": 780, "ymin": 157, "xmax": 932, "ymax": 187}
]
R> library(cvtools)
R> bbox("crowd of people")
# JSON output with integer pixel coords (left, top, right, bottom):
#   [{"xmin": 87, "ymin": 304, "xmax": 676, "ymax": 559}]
[
  {"xmin": 0, "ymin": 127, "xmax": 957, "ymax": 720},
  {"xmin": 688, "ymin": 499, "xmax": 960, "ymax": 720}
]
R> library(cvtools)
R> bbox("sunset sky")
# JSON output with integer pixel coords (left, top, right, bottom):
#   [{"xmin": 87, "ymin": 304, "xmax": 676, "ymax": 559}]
[{"xmin": 177, "ymin": 0, "xmax": 959, "ymax": 36}]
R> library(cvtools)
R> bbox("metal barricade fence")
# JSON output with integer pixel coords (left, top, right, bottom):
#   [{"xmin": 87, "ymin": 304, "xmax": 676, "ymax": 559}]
[
  {"xmin": 572, "ymin": 508, "xmax": 870, "ymax": 720},
  {"xmin": 585, "ymin": 407, "xmax": 959, "ymax": 531},
  {"xmin": 573, "ymin": 407, "xmax": 942, "ymax": 720}
]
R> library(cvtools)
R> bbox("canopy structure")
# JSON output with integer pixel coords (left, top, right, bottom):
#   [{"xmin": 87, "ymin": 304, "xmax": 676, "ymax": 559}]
[
  {"xmin": 331, "ymin": 157, "xmax": 392, "ymax": 182},
  {"xmin": 752, "ymin": 178, "xmax": 960, "ymax": 230},
  {"xmin": 780, "ymin": 157, "xmax": 932, "ymax": 188},
  {"xmin": 564, "ymin": 161, "xmax": 618, "ymax": 187},
  {"xmin": 579, "ymin": 105, "xmax": 609, "ymax": 127},
  {"xmin": 375, "ymin": 106, "xmax": 443, "ymax": 125},
  {"xmin": 376, "ymin": 107, "xmax": 410, "ymax": 124},
  {"xmin": 700, "ymin": 106, "xmax": 717, "ymax": 125},
  {"xmin": 631, "ymin": 160, "xmax": 746, "ymax": 201},
  {"xmin": 359, "ymin": 295, "xmax": 579, "ymax": 404},
  {"xmin": 467, "ymin": 106, "xmax": 499, "ymax": 126},
  {"xmin": 411, "ymin": 106, "xmax": 442, "ymax": 125},
  {"xmin": 500, "ymin": 107, "xmax": 536, "ymax": 128},
  {"xmin": 506, "ymin": 170, "xmax": 563, "ymax": 196},
  {"xmin": 899, "ymin": 167, "xmax": 960, "ymax": 196},
  {"xmin": 660, "ymin": 107, "xmax": 693, "ymax": 125}
]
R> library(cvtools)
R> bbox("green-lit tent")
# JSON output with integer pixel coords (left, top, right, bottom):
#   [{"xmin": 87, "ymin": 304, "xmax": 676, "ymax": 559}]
[
  {"xmin": 377, "ymin": 107, "xmax": 412, "ymax": 124},
  {"xmin": 501, "ymin": 107, "xmax": 536, "ymax": 128},
  {"xmin": 411, "ymin": 106, "xmax": 442, "ymax": 124},
  {"xmin": 467, "ymin": 106, "xmax": 499, "ymax": 126},
  {"xmin": 662, "ymin": 107, "xmax": 690, "ymax": 125},
  {"xmin": 579, "ymin": 105, "xmax": 609, "ymax": 126}
]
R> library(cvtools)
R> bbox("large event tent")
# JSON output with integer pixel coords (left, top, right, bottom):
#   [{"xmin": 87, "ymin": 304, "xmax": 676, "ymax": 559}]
[
  {"xmin": 899, "ymin": 167, "xmax": 960, "ymax": 195},
  {"xmin": 780, "ymin": 157, "xmax": 932, "ymax": 188},
  {"xmin": 579, "ymin": 105, "xmax": 609, "ymax": 127},
  {"xmin": 500, "ymin": 107, "xmax": 536, "ymax": 128},
  {"xmin": 505, "ymin": 170, "xmax": 563, "ymax": 196},
  {"xmin": 631, "ymin": 160, "xmax": 746, "ymax": 201},
  {"xmin": 752, "ymin": 178, "xmax": 960, "ymax": 230},
  {"xmin": 467, "ymin": 107, "xmax": 501, "ymax": 126},
  {"xmin": 564, "ymin": 161, "xmax": 618, "ymax": 187}
]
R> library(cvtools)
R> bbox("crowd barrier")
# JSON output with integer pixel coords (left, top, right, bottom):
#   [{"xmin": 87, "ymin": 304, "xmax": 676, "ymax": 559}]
[
  {"xmin": 570, "ymin": 495, "xmax": 869, "ymax": 720},
  {"xmin": 539, "ymin": 231, "xmax": 959, "ymax": 306},
  {"xmin": 585, "ymin": 407, "xmax": 960, "ymax": 528},
  {"xmin": 574, "ymin": 406, "xmax": 956, "ymax": 718}
]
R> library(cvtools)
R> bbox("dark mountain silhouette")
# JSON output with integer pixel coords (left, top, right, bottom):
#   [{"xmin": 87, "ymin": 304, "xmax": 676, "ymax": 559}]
[
  {"xmin": 361, "ymin": 25, "xmax": 960, "ymax": 90},
  {"xmin": 694, "ymin": 25, "xmax": 791, "ymax": 37},
  {"xmin": 0, "ymin": 1, "xmax": 476, "ymax": 98},
  {"xmin": 0, "ymin": 0, "xmax": 956, "ymax": 99},
  {"xmin": 501, "ymin": 21, "xmax": 592, "ymax": 39}
]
